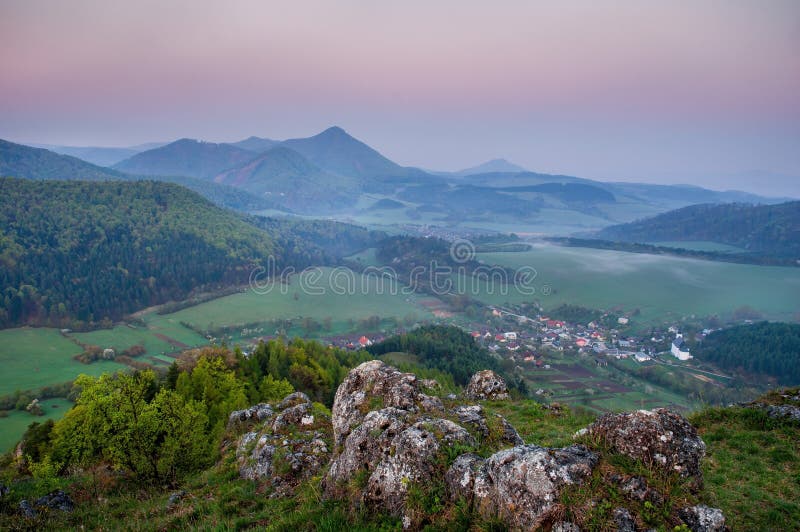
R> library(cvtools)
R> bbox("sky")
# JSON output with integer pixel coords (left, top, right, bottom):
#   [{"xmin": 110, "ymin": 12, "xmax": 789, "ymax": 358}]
[{"xmin": 1, "ymin": 0, "xmax": 798, "ymax": 196}]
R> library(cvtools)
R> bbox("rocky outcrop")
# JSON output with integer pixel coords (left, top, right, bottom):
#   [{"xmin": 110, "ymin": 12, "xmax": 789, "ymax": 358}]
[
  {"xmin": 330, "ymin": 360, "xmax": 443, "ymax": 448},
  {"xmin": 679, "ymin": 505, "xmax": 727, "ymax": 532},
  {"xmin": 451, "ymin": 404, "xmax": 523, "ymax": 446},
  {"xmin": 19, "ymin": 490, "xmax": 75, "ymax": 518},
  {"xmin": 465, "ymin": 370, "xmax": 510, "ymax": 400},
  {"xmin": 470, "ymin": 444, "xmax": 598, "ymax": 530},
  {"xmin": 363, "ymin": 418, "xmax": 475, "ymax": 515},
  {"xmin": 587, "ymin": 408, "xmax": 706, "ymax": 486},
  {"xmin": 764, "ymin": 404, "xmax": 800, "ymax": 423},
  {"xmin": 232, "ymin": 392, "xmax": 330, "ymax": 494},
  {"xmin": 227, "ymin": 403, "xmax": 274, "ymax": 428}
]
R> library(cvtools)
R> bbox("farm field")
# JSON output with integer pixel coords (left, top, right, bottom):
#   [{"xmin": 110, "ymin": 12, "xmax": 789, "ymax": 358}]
[
  {"xmin": 0, "ymin": 397, "xmax": 73, "ymax": 452},
  {"xmin": 517, "ymin": 352, "xmax": 700, "ymax": 414},
  {"xmin": 465, "ymin": 244, "xmax": 800, "ymax": 325},
  {"xmin": 0, "ymin": 328, "xmax": 125, "ymax": 397},
  {"xmin": 70, "ymin": 314, "xmax": 208, "ymax": 356},
  {"xmin": 165, "ymin": 267, "xmax": 434, "ymax": 336}
]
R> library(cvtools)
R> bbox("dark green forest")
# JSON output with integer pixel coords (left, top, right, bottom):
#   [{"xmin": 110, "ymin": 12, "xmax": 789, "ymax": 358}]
[
  {"xmin": 366, "ymin": 324, "xmax": 524, "ymax": 392},
  {"xmin": 0, "ymin": 178, "xmax": 276, "ymax": 329},
  {"xmin": 596, "ymin": 201, "xmax": 800, "ymax": 259},
  {"xmin": 696, "ymin": 322, "xmax": 800, "ymax": 384},
  {"xmin": 0, "ymin": 179, "xmax": 383, "ymax": 330}
]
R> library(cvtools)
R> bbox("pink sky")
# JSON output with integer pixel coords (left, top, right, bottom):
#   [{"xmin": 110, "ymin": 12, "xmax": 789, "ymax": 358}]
[{"xmin": 1, "ymin": 0, "xmax": 798, "ymax": 195}]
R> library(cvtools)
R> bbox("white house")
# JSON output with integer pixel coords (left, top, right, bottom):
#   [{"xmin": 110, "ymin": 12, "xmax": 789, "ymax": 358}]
[
  {"xmin": 671, "ymin": 334, "xmax": 692, "ymax": 361},
  {"xmin": 634, "ymin": 352, "xmax": 651, "ymax": 363},
  {"xmin": 503, "ymin": 331, "xmax": 517, "ymax": 341}
]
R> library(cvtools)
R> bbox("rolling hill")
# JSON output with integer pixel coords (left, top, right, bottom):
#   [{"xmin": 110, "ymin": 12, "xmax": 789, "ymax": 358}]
[
  {"xmin": 281, "ymin": 126, "xmax": 428, "ymax": 182},
  {"xmin": 456, "ymin": 158, "xmax": 528, "ymax": 176},
  {"xmin": 0, "ymin": 178, "xmax": 280, "ymax": 329},
  {"xmin": 29, "ymin": 142, "xmax": 167, "ymax": 166},
  {"xmin": 230, "ymin": 136, "xmax": 279, "ymax": 153},
  {"xmin": 214, "ymin": 146, "xmax": 355, "ymax": 212},
  {"xmin": 596, "ymin": 201, "xmax": 800, "ymax": 257},
  {"xmin": 0, "ymin": 138, "xmax": 275, "ymax": 212},
  {"xmin": 0, "ymin": 138, "xmax": 129, "ymax": 181},
  {"xmin": 114, "ymin": 138, "xmax": 256, "ymax": 179}
]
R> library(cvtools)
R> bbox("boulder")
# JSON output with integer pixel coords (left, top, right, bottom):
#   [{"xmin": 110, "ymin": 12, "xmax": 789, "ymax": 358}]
[
  {"xmin": 166, "ymin": 490, "xmax": 186, "ymax": 510},
  {"xmin": 19, "ymin": 490, "xmax": 75, "ymax": 517},
  {"xmin": 227, "ymin": 403, "xmax": 274, "ymax": 428},
  {"xmin": 764, "ymin": 404, "xmax": 800, "ymax": 424},
  {"xmin": 465, "ymin": 370, "xmax": 510, "ymax": 400},
  {"xmin": 363, "ymin": 418, "xmax": 475, "ymax": 515},
  {"xmin": 326, "ymin": 408, "xmax": 410, "ymax": 489},
  {"xmin": 330, "ymin": 360, "xmax": 442, "ymax": 448},
  {"xmin": 472, "ymin": 444, "xmax": 598, "ymax": 530},
  {"xmin": 444, "ymin": 453, "xmax": 484, "ymax": 503},
  {"xmin": 277, "ymin": 391, "xmax": 311, "ymax": 410},
  {"xmin": 552, "ymin": 522, "xmax": 581, "ymax": 532},
  {"xmin": 451, "ymin": 404, "xmax": 523, "ymax": 446},
  {"xmin": 237, "ymin": 432, "xmax": 276, "ymax": 480},
  {"xmin": 679, "ymin": 505, "xmax": 727, "ymax": 532},
  {"xmin": 232, "ymin": 392, "xmax": 331, "ymax": 491},
  {"xmin": 613, "ymin": 507, "xmax": 636, "ymax": 532},
  {"xmin": 587, "ymin": 409, "xmax": 706, "ymax": 486}
]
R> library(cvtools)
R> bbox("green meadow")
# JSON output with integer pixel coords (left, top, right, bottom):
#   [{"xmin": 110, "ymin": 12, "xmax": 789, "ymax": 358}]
[
  {"xmin": 0, "ymin": 397, "xmax": 72, "ymax": 452},
  {"xmin": 465, "ymin": 244, "xmax": 800, "ymax": 324},
  {"xmin": 0, "ymin": 328, "xmax": 124, "ymax": 397},
  {"xmin": 166, "ymin": 267, "xmax": 433, "ymax": 335}
]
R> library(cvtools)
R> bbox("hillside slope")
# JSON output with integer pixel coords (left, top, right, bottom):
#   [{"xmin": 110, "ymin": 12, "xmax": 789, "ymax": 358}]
[
  {"xmin": 0, "ymin": 178, "xmax": 275, "ymax": 329},
  {"xmin": 281, "ymin": 126, "xmax": 427, "ymax": 182},
  {"xmin": 0, "ymin": 139, "xmax": 129, "ymax": 181},
  {"xmin": 214, "ymin": 146, "xmax": 356, "ymax": 212},
  {"xmin": 596, "ymin": 201, "xmax": 800, "ymax": 257},
  {"xmin": 114, "ymin": 138, "xmax": 255, "ymax": 179},
  {"xmin": 1, "ymin": 138, "xmax": 276, "ymax": 212}
]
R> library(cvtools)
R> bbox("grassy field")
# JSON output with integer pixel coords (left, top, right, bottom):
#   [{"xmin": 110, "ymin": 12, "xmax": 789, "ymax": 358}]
[
  {"xmin": 71, "ymin": 314, "xmax": 208, "ymax": 356},
  {"xmin": 515, "ymin": 350, "xmax": 700, "ymax": 414},
  {"xmin": 166, "ymin": 267, "xmax": 433, "ymax": 336},
  {"xmin": 467, "ymin": 243, "xmax": 800, "ymax": 324},
  {"xmin": 0, "ymin": 397, "xmax": 72, "ymax": 452},
  {"xmin": 0, "ymin": 328, "xmax": 125, "ymax": 397}
]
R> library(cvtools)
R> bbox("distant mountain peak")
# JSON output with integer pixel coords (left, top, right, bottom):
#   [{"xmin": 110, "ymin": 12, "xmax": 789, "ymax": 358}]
[
  {"xmin": 320, "ymin": 125, "xmax": 347, "ymax": 136},
  {"xmin": 457, "ymin": 158, "xmax": 528, "ymax": 176}
]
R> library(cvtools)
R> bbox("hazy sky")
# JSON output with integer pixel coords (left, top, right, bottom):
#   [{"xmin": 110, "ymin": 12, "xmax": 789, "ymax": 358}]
[{"xmin": 1, "ymin": 0, "xmax": 798, "ymax": 195}]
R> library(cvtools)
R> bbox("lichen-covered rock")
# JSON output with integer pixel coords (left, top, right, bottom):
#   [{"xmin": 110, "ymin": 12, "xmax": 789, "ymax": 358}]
[
  {"xmin": 326, "ymin": 407, "xmax": 409, "ymax": 488},
  {"xmin": 233, "ymin": 393, "xmax": 331, "ymax": 491},
  {"xmin": 19, "ymin": 490, "xmax": 75, "ymax": 517},
  {"xmin": 330, "ymin": 360, "xmax": 442, "ymax": 448},
  {"xmin": 465, "ymin": 370, "xmax": 510, "ymax": 400},
  {"xmin": 552, "ymin": 522, "xmax": 581, "ymax": 532},
  {"xmin": 271, "ymin": 402, "xmax": 313, "ymax": 432},
  {"xmin": 613, "ymin": 507, "xmax": 636, "ymax": 532},
  {"xmin": 227, "ymin": 403, "xmax": 274, "ymax": 428},
  {"xmin": 444, "ymin": 453, "xmax": 485, "ymax": 503},
  {"xmin": 363, "ymin": 418, "xmax": 475, "ymax": 515},
  {"xmin": 472, "ymin": 444, "xmax": 598, "ymax": 530},
  {"xmin": 587, "ymin": 409, "xmax": 706, "ymax": 486},
  {"xmin": 679, "ymin": 505, "xmax": 727, "ymax": 532},
  {"xmin": 237, "ymin": 432, "xmax": 276, "ymax": 480},
  {"xmin": 764, "ymin": 404, "xmax": 800, "ymax": 423},
  {"xmin": 277, "ymin": 391, "xmax": 311, "ymax": 410},
  {"xmin": 451, "ymin": 404, "xmax": 523, "ymax": 446}
]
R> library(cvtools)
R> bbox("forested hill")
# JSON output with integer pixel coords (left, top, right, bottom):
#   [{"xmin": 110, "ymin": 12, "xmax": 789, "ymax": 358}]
[
  {"xmin": 0, "ymin": 138, "xmax": 275, "ymax": 212},
  {"xmin": 596, "ymin": 201, "xmax": 800, "ymax": 257},
  {"xmin": 0, "ymin": 138, "xmax": 127, "ymax": 181},
  {"xmin": 695, "ymin": 322, "xmax": 800, "ymax": 384},
  {"xmin": 0, "ymin": 178, "xmax": 276, "ymax": 329}
]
